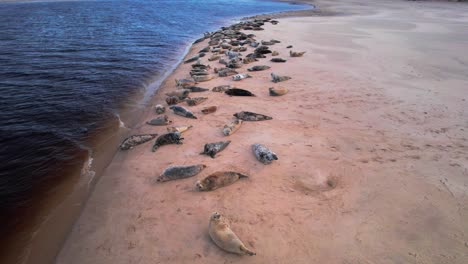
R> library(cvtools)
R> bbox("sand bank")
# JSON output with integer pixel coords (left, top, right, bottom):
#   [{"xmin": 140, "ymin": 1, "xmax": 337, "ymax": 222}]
[{"xmin": 57, "ymin": 0, "xmax": 468, "ymax": 263}]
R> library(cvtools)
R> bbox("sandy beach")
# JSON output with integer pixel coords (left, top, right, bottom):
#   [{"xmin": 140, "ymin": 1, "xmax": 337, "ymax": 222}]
[{"xmin": 56, "ymin": 0, "xmax": 468, "ymax": 263}]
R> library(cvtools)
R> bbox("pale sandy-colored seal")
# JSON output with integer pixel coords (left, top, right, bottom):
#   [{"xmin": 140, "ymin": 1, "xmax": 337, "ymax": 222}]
[
  {"xmin": 154, "ymin": 104, "xmax": 165, "ymax": 114},
  {"xmin": 225, "ymin": 88, "xmax": 255, "ymax": 97},
  {"xmin": 200, "ymin": 140, "xmax": 231, "ymax": 158},
  {"xmin": 271, "ymin": 73, "xmax": 291, "ymax": 83},
  {"xmin": 119, "ymin": 134, "xmax": 158, "ymax": 150},
  {"xmin": 208, "ymin": 55, "xmax": 221, "ymax": 61},
  {"xmin": 169, "ymin": 105, "xmax": 197, "ymax": 119},
  {"xmin": 146, "ymin": 115, "xmax": 172, "ymax": 126},
  {"xmin": 242, "ymin": 57, "xmax": 258, "ymax": 64},
  {"xmin": 196, "ymin": 171, "xmax": 249, "ymax": 191},
  {"xmin": 223, "ymin": 119, "xmax": 242, "ymax": 136},
  {"xmin": 151, "ymin": 132, "xmax": 184, "ymax": 152},
  {"xmin": 166, "ymin": 125, "xmax": 193, "ymax": 133},
  {"xmin": 233, "ymin": 111, "xmax": 272, "ymax": 121},
  {"xmin": 185, "ymin": 97, "xmax": 208, "ymax": 106},
  {"xmin": 166, "ymin": 89, "xmax": 190, "ymax": 99},
  {"xmin": 201, "ymin": 106, "xmax": 217, "ymax": 114},
  {"xmin": 269, "ymin": 87, "xmax": 289, "ymax": 96},
  {"xmin": 193, "ymin": 74, "xmax": 214, "ymax": 82},
  {"xmin": 175, "ymin": 78, "xmax": 195, "ymax": 88},
  {"xmin": 272, "ymin": 51, "xmax": 279, "ymax": 56},
  {"xmin": 290, "ymin": 50, "xmax": 306, "ymax": 57},
  {"xmin": 252, "ymin": 143, "xmax": 278, "ymax": 164},
  {"xmin": 208, "ymin": 212, "xmax": 256, "ymax": 256},
  {"xmin": 166, "ymin": 96, "xmax": 181, "ymax": 105},
  {"xmin": 247, "ymin": 65, "xmax": 270, "ymax": 72},
  {"xmin": 232, "ymin": 73, "xmax": 251, "ymax": 81},
  {"xmin": 155, "ymin": 164, "xmax": 206, "ymax": 182},
  {"xmin": 212, "ymin": 85, "xmax": 231, "ymax": 92}
]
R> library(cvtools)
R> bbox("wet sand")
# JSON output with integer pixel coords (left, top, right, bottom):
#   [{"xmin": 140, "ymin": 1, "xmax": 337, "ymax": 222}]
[{"xmin": 57, "ymin": 0, "xmax": 468, "ymax": 263}]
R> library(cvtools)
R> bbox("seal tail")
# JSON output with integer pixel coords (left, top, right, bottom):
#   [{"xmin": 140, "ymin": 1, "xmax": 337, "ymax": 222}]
[
  {"xmin": 151, "ymin": 144, "xmax": 159, "ymax": 152},
  {"xmin": 240, "ymin": 245, "xmax": 256, "ymax": 256},
  {"xmin": 238, "ymin": 173, "xmax": 249, "ymax": 178}
]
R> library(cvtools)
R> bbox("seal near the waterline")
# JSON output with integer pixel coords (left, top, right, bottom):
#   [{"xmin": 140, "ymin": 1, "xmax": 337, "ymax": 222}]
[
  {"xmin": 192, "ymin": 74, "xmax": 214, "ymax": 82},
  {"xmin": 185, "ymin": 97, "xmax": 208, "ymax": 106},
  {"xmin": 208, "ymin": 212, "xmax": 256, "ymax": 256},
  {"xmin": 232, "ymin": 74, "xmax": 251, "ymax": 81},
  {"xmin": 166, "ymin": 96, "xmax": 181, "ymax": 105},
  {"xmin": 223, "ymin": 119, "xmax": 242, "ymax": 136},
  {"xmin": 119, "ymin": 134, "xmax": 158, "ymax": 150},
  {"xmin": 146, "ymin": 115, "xmax": 172, "ymax": 126},
  {"xmin": 154, "ymin": 104, "xmax": 165, "ymax": 114},
  {"xmin": 166, "ymin": 125, "xmax": 193, "ymax": 133},
  {"xmin": 290, "ymin": 50, "xmax": 306, "ymax": 57},
  {"xmin": 252, "ymin": 143, "xmax": 278, "ymax": 164},
  {"xmin": 184, "ymin": 55, "xmax": 200, "ymax": 64},
  {"xmin": 169, "ymin": 105, "xmax": 198, "ymax": 119},
  {"xmin": 165, "ymin": 89, "xmax": 190, "ymax": 99},
  {"xmin": 271, "ymin": 73, "xmax": 291, "ymax": 83},
  {"xmin": 208, "ymin": 55, "xmax": 221, "ymax": 61},
  {"xmin": 269, "ymin": 87, "xmax": 289, "ymax": 96},
  {"xmin": 247, "ymin": 65, "xmax": 270, "ymax": 72},
  {"xmin": 217, "ymin": 68, "xmax": 238, "ymax": 77},
  {"xmin": 225, "ymin": 88, "xmax": 255, "ymax": 97},
  {"xmin": 270, "ymin": 58, "xmax": 287, "ymax": 63},
  {"xmin": 233, "ymin": 111, "xmax": 272, "ymax": 121},
  {"xmin": 200, "ymin": 140, "xmax": 231, "ymax": 158},
  {"xmin": 155, "ymin": 164, "xmax": 207, "ymax": 183},
  {"xmin": 196, "ymin": 171, "xmax": 249, "ymax": 191},
  {"xmin": 199, "ymin": 46, "xmax": 210, "ymax": 53},
  {"xmin": 151, "ymin": 132, "xmax": 184, "ymax": 152},
  {"xmin": 201, "ymin": 106, "xmax": 218, "ymax": 114},
  {"xmin": 175, "ymin": 78, "xmax": 196, "ymax": 88},
  {"xmin": 212, "ymin": 85, "xmax": 231, "ymax": 92},
  {"xmin": 186, "ymin": 86, "xmax": 209, "ymax": 92}
]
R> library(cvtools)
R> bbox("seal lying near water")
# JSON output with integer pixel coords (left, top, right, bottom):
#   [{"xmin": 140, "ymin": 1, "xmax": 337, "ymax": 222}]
[
  {"xmin": 151, "ymin": 132, "xmax": 183, "ymax": 152},
  {"xmin": 192, "ymin": 74, "xmax": 214, "ymax": 82},
  {"xmin": 233, "ymin": 111, "xmax": 272, "ymax": 121},
  {"xmin": 196, "ymin": 171, "xmax": 249, "ymax": 191},
  {"xmin": 271, "ymin": 73, "xmax": 291, "ymax": 83},
  {"xmin": 175, "ymin": 78, "xmax": 195, "ymax": 88},
  {"xmin": 290, "ymin": 50, "xmax": 306, "ymax": 57},
  {"xmin": 146, "ymin": 115, "xmax": 172, "ymax": 126},
  {"xmin": 155, "ymin": 164, "xmax": 206, "ymax": 182},
  {"xmin": 166, "ymin": 89, "xmax": 190, "ymax": 99},
  {"xmin": 169, "ymin": 105, "xmax": 197, "ymax": 119},
  {"xmin": 225, "ymin": 88, "xmax": 255, "ymax": 97},
  {"xmin": 223, "ymin": 119, "xmax": 242, "ymax": 136},
  {"xmin": 208, "ymin": 212, "xmax": 256, "ymax": 256},
  {"xmin": 200, "ymin": 140, "xmax": 231, "ymax": 158},
  {"xmin": 186, "ymin": 86, "xmax": 209, "ymax": 92},
  {"xmin": 119, "ymin": 134, "xmax": 158, "ymax": 150},
  {"xmin": 252, "ymin": 144, "xmax": 278, "ymax": 164},
  {"xmin": 185, "ymin": 97, "xmax": 208, "ymax": 106},
  {"xmin": 166, "ymin": 96, "xmax": 181, "ymax": 105},
  {"xmin": 269, "ymin": 87, "xmax": 289, "ymax": 96},
  {"xmin": 167, "ymin": 125, "xmax": 193, "ymax": 133},
  {"xmin": 154, "ymin": 104, "xmax": 165, "ymax": 114}
]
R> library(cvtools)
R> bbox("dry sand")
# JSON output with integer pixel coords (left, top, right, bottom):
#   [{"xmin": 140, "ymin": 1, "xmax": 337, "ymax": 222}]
[{"xmin": 56, "ymin": 0, "xmax": 468, "ymax": 263}]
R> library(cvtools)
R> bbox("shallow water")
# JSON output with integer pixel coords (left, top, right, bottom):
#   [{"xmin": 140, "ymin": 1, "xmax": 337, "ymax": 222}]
[{"xmin": 0, "ymin": 0, "xmax": 308, "ymax": 262}]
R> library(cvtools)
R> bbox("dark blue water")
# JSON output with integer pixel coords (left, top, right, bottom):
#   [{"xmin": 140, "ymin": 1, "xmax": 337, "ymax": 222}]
[{"xmin": 0, "ymin": 0, "xmax": 307, "ymax": 241}]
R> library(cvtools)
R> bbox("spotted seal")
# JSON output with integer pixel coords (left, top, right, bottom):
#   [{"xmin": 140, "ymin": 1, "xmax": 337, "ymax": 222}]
[
  {"xmin": 290, "ymin": 50, "xmax": 306, "ymax": 57},
  {"xmin": 175, "ymin": 79, "xmax": 195, "ymax": 88},
  {"xmin": 185, "ymin": 97, "xmax": 208, "ymax": 106},
  {"xmin": 200, "ymin": 140, "xmax": 231, "ymax": 158},
  {"xmin": 208, "ymin": 212, "xmax": 256, "ymax": 256},
  {"xmin": 169, "ymin": 105, "xmax": 197, "ymax": 119},
  {"xmin": 186, "ymin": 86, "xmax": 209, "ymax": 92},
  {"xmin": 252, "ymin": 143, "xmax": 278, "ymax": 164},
  {"xmin": 232, "ymin": 74, "xmax": 251, "ymax": 81},
  {"xmin": 146, "ymin": 115, "xmax": 172, "ymax": 126},
  {"xmin": 166, "ymin": 96, "xmax": 181, "ymax": 105},
  {"xmin": 247, "ymin": 65, "xmax": 270, "ymax": 72},
  {"xmin": 223, "ymin": 119, "xmax": 242, "ymax": 136},
  {"xmin": 154, "ymin": 104, "xmax": 165, "ymax": 114},
  {"xmin": 233, "ymin": 111, "xmax": 272, "ymax": 121},
  {"xmin": 166, "ymin": 89, "xmax": 190, "ymax": 99},
  {"xmin": 192, "ymin": 74, "xmax": 214, "ymax": 82},
  {"xmin": 212, "ymin": 85, "xmax": 231, "ymax": 92},
  {"xmin": 119, "ymin": 134, "xmax": 158, "ymax": 150},
  {"xmin": 155, "ymin": 164, "xmax": 206, "ymax": 182},
  {"xmin": 196, "ymin": 171, "xmax": 249, "ymax": 191},
  {"xmin": 271, "ymin": 73, "xmax": 291, "ymax": 83},
  {"xmin": 151, "ymin": 132, "xmax": 184, "ymax": 152}
]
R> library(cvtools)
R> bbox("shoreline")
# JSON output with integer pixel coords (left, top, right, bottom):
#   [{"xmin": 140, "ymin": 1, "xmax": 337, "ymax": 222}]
[{"xmin": 57, "ymin": 0, "xmax": 468, "ymax": 263}]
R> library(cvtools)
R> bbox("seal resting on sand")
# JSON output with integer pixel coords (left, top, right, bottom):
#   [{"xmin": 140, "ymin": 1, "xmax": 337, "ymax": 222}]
[
  {"xmin": 169, "ymin": 105, "xmax": 197, "ymax": 119},
  {"xmin": 212, "ymin": 85, "xmax": 231, "ymax": 92},
  {"xmin": 270, "ymin": 58, "xmax": 287, "ymax": 63},
  {"xmin": 271, "ymin": 73, "xmax": 291, "ymax": 83},
  {"xmin": 247, "ymin": 65, "xmax": 270, "ymax": 72},
  {"xmin": 208, "ymin": 212, "xmax": 256, "ymax": 256},
  {"xmin": 233, "ymin": 111, "xmax": 272, "ymax": 121},
  {"xmin": 166, "ymin": 96, "xmax": 181, "ymax": 105},
  {"xmin": 119, "ymin": 134, "xmax": 158, "ymax": 150},
  {"xmin": 166, "ymin": 125, "xmax": 193, "ymax": 133},
  {"xmin": 201, "ymin": 106, "xmax": 217, "ymax": 114},
  {"xmin": 252, "ymin": 143, "xmax": 278, "ymax": 164},
  {"xmin": 151, "ymin": 132, "xmax": 183, "ymax": 152},
  {"xmin": 290, "ymin": 50, "xmax": 306, "ymax": 57},
  {"xmin": 146, "ymin": 115, "xmax": 172, "ymax": 126},
  {"xmin": 232, "ymin": 73, "xmax": 251, "ymax": 81},
  {"xmin": 185, "ymin": 97, "xmax": 208, "ymax": 106},
  {"xmin": 223, "ymin": 119, "xmax": 242, "ymax": 136},
  {"xmin": 166, "ymin": 89, "xmax": 190, "ymax": 99},
  {"xmin": 154, "ymin": 104, "xmax": 165, "ymax": 114},
  {"xmin": 269, "ymin": 87, "xmax": 289, "ymax": 96},
  {"xmin": 155, "ymin": 164, "xmax": 206, "ymax": 182},
  {"xmin": 225, "ymin": 88, "xmax": 255, "ymax": 97},
  {"xmin": 196, "ymin": 171, "xmax": 249, "ymax": 191},
  {"xmin": 200, "ymin": 140, "xmax": 231, "ymax": 158}
]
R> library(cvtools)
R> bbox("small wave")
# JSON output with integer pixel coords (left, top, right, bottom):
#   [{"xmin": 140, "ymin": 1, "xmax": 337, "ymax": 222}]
[
  {"xmin": 80, "ymin": 150, "xmax": 96, "ymax": 188},
  {"xmin": 115, "ymin": 113, "xmax": 127, "ymax": 129}
]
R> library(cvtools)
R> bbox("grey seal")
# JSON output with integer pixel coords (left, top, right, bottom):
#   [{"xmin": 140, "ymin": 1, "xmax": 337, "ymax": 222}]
[
  {"xmin": 119, "ymin": 134, "xmax": 158, "ymax": 150},
  {"xmin": 290, "ymin": 50, "xmax": 306, "ymax": 57},
  {"xmin": 225, "ymin": 88, "xmax": 255, "ymax": 97},
  {"xmin": 271, "ymin": 73, "xmax": 291, "ymax": 83},
  {"xmin": 154, "ymin": 104, "xmax": 165, "ymax": 114},
  {"xmin": 146, "ymin": 115, "xmax": 172, "ymax": 126},
  {"xmin": 151, "ymin": 132, "xmax": 184, "ymax": 152},
  {"xmin": 200, "ymin": 140, "xmax": 231, "ymax": 158},
  {"xmin": 185, "ymin": 97, "xmax": 208, "ymax": 106},
  {"xmin": 252, "ymin": 143, "xmax": 278, "ymax": 164},
  {"xmin": 233, "ymin": 111, "xmax": 272, "ymax": 121},
  {"xmin": 196, "ymin": 171, "xmax": 249, "ymax": 191},
  {"xmin": 169, "ymin": 105, "xmax": 197, "ymax": 119},
  {"xmin": 155, "ymin": 164, "xmax": 206, "ymax": 182},
  {"xmin": 247, "ymin": 65, "xmax": 270, "ymax": 72}
]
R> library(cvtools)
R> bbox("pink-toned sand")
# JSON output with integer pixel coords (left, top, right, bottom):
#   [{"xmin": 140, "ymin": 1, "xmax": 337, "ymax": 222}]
[{"xmin": 56, "ymin": 1, "xmax": 468, "ymax": 263}]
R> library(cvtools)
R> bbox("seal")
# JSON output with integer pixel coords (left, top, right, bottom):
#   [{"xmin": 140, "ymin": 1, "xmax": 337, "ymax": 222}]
[
  {"xmin": 247, "ymin": 65, "xmax": 270, "ymax": 72},
  {"xmin": 199, "ymin": 46, "xmax": 210, "ymax": 53},
  {"xmin": 272, "ymin": 51, "xmax": 279, "ymax": 56},
  {"xmin": 252, "ymin": 143, "xmax": 278, "ymax": 164},
  {"xmin": 185, "ymin": 97, "xmax": 208, "ymax": 106},
  {"xmin": 200, "ymin": 140, "xmax": 231, "ymax": 158},
  {"xmin": 223, "ymin": 119, "xmax": 242, "ymax": 136},
  {"xmin": 201, "ymin": 106, "xmax": 217, "ymax": 114},
  {"xmin": 208, "ymin": 212, "xmax": 256, "ymax": 256},
  {"xmin": 208, "ymin": 55, "xmax": 221, "ymax": 61},
  {"xmin": 166, "ymin": 89, "xmax": 190, "ymax": 99},
  {"xmin": 286, "ymin": 45, "xmax": 293, "ymax": 48},
  {"xmin": 225, "ymin": 88, "xmax": 255, "ymax": 97},
  {"xmin": 155, "ymin": 164, "xmax": 206, "ymax": 182},
  {"xmin": 243, "ymin": 57, "xmax": 258, "ymax": 64},
  {"xmin": 227, "ymin": 58, "xmax": 243, "ymax": 69},
  {"xmin": 186, "ymin": 86, "xmax": 209, "ymax": 92},
  {"xmin": 233, "ymin": 111, "xmax": 272, "ymax": 121},
  {"xmin": 166, "ymin": 96, "xmax": 181, "ymax": 105},
  {"xmin": 169, "ymin": 105, "xmax": 198, "ymax": 119},
  {"xmin": 261, "ymin": 40, "xmax": 275, "ymax": 45},
  {"xmin": 119, "ymin": 134, "xmax": 158, "ymax": 150},
  {"xmin": 269, "ymin": 87, "xmax": 289, "ymax": 96},
  {"xmin": 151, "ymin": 132, "xmax": 184, "ymax": 152},
  {"xmin": 193, "ymin": 74, "xmax": 214, "ymax": 82},
  {"xmin": 270, "ymin": 58, "xmax": 287, "ymax": 63},
  {"xmin": 271, "ymin": 73, "xmax": 291, "ymax": 83},
  {"xmin": 154, "ymin": 104, "xmax": 165, "ymax": 114},
  {"xmin": 212, "ymin": 85, "xmax": 231, "ymax": 92},
  {"xmin": 196, "ymin": 171, "xmax": 249, "ymax": 191},
  {"xmin": 290, "ymin": 50, "xmax": 306, "ymax": 57},
  {"xmin": 232, "ymin": 73, "xmax": 252, "ymax": 81},
  {"xmin": 166, "ymin": 125, "xmax": 193, "ymax": 133},
  {"xmin": 184, "ymin": 55, "xmax": 200, "ymax": 63},
  {"xmin": 146, "ymin": 115, "xmax": 172, "ymax": 126},
  {"xmin": 175, "ymin": 79, "xmax": 195, "ymax": 88},
  {"xmin": 217, "ymin": 68, "xmax": 238, "ymax": 77}
]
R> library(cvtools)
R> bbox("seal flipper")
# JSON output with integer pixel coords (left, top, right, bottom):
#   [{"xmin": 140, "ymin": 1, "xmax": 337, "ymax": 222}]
[
  {"xmin": 240, "ymin": 245, "xmax": 256, "ymax": 256},
  {"xmin": 272, "ymin": 154, "xmax": 278, "ymax": 160}
]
